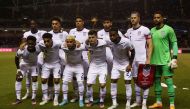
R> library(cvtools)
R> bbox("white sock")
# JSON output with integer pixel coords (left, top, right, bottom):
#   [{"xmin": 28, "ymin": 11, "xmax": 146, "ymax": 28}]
[
  {"xmin": 73, "ymin": 79, "xmax": 79, "ymax": 98},
  {"xmin": 87, "ymin": 86, "xmax": 93, "ymax": 101},
  {"xmin": 135, "ymin": 83, "xmax": 141, "ymax": 103},
  {"xmin": 142, "ymin": 88, "xmax": 149, "ymax": 105},
  {"xmin": 62, "ymin": 81, "xmax": 68, "ymax": 100},
  {"xmin": 54, "ymin": 83, "xmax": 60, "ymax": 101},
  {"xmin": 26, "ymin": 73, "xmax": 31, "ymax": 94},
  {"xmin": 111, "ymin": 83, "xmax": 117, "ymax": 105},
  {"xmin": 32, "ymin": 82, "xmax": 38, "ymax": 99},
  {"xmin": 100, "ymin": 87, "xmax": 106, "ymax": 103},
  {"xmin": 78, "ymin": 82, "xmax": 84, "ymax": 101},
  {"xmin": 125, "ymin": 84, "xmax": 132, "ymax": 106},
  {"xmin": 15, "ymin": 81, "xmax": 22, "ymax": 100},
  {"xmin": 42, "ymin": 83, "xmax": 48, "ymax": 100}
]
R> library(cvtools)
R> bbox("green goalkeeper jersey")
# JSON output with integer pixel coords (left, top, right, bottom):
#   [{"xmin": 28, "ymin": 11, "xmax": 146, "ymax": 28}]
[{"xmin": 150, "ymin": 24, "xmax": 177, "ymax": 65}]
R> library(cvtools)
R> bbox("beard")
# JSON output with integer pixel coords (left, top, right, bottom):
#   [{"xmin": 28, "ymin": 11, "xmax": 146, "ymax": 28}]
[
  {"xmin": 27, "ymin": 47, "xmax": 36, "ymax": 53},
  {"xmin": 68, "ymin": 45, "xmax": 76, "ymax": 51}
]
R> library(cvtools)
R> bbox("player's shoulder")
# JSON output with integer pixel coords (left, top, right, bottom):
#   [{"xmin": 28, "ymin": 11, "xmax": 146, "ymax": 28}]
[
  {"xmin": 48, "ymin": 30, "xmax": 53, "ymax": 34},
  {"xmin": 164, "ymin": 25, "xmax": 174, "ymax": 31},
  {"xmin": 69, "ymin": 28, "xmax": 77, "ymax": 32},
  {"xmin": 140, "ymin": 25, "xmax": 150, "ymax": 31},
  {"xmin": 97, "ymin": 39, "xmax": 106, "ymax": 46},
  {"xmin": 83, "ymin": 28, "xmax": 89, "ymax": 32},
  {"xmin": 98, "ymin": 29, "xmax": 104, "ymax": 33}
]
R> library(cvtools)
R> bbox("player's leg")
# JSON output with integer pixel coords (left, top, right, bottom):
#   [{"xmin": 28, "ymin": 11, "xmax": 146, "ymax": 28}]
[
  {"xmin": 22, "ymin": 70, "xmax": 31, "ymax": 100},
  {"xmin": 149, "ymin": 66, "xmax": 163, "ymax": 108},
  {"xmin": 59, "ymin": 65, "xmax": 72, "ymax": 106},
  {"xmin": 83, "ymin": 58, "xmax": 89, "ymax": 103},
  {"xmin": 162, "ymin": 65, "xmax": 175, "ymax": 109},
  {"xmin": 98, "ymin": 64, "xmax": 107, "ymax": 108},
  {"xmin": 39, "ymin": 64, "xmax": 50, "ymax": 105},
  {"xmin": 75, "ymin": 65, "xmax": 85, "ymax": 107},
  {"xmin": 30, "ymin": 66, "xmax": 38, "ymax": 105},
  {"xmin": 124, "ymin": 71, "xmax": 132, "ymax": 109},
  {"xmin": 108, "ymin": 67, "xmax": 120, "ymax": 109},
  {"xmin": 12, "ymin": 65, "xmax": 25, "ymax": 105},
  {"xmin": 106, "ymin": 47, "xmax": 113, "ymax": 77},
  {"xmin": 52, "ymin": 63, "xmax": 61, "ymax": 106}
]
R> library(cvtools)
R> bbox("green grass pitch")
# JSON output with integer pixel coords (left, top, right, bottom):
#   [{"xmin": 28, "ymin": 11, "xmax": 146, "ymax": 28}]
[{"xmin": 0, "ymin": 52, "xmax": 189, "ymax": 109}]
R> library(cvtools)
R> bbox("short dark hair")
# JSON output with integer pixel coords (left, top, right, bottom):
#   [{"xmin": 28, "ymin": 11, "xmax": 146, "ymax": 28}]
[
  {"xmin": 109, "ymin": 27, "xmax": 118, "ymax": 33},
  {"xmin": 131, "ymin": 11, "xmax": 140, "ymax": 17},
  {"xmin": 153, "ymin": 11, "xmax": 164, "ymax": 17},
  {"xmin": 27, "ymin": 36, "xmax": 36, "ymax": 42},
  {"xmin": 42, "ymin": 33, "xmax": 53, "ymax": 39},
  {"xmin": 51, "ymin": 16, "xmax": 62, "ymax": 24},
  {"xmin": 102, "ymin": 16, "xmax": 112, "ymax": 22},
  {"xmin": 76, "ymin": 15, "xmax": 84, "ymax": 21},
  {"xmin": 88, "ymin": 30, "xmax": 97, "ymax": 36}
]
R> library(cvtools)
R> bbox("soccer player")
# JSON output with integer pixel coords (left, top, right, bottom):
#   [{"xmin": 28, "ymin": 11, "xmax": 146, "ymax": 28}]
[
  {"xmin": 125, "ymin": 11, "xmax": 153, "ymax": 109},
  {"xmin": 148, "ymin": 11, "xmax": 178, "ymax": 109},
  {"xmin": 38, "ymin": 33, "xmax": 61, "ymax": 106},
  {"xmin": 85, "ymin": 30, "xmax": 107, "ymax": 108},
  {"xmin": 12, "ymin": 36, "xmax": 40, "ymax": 105},
  {"xmin": 107, "ymin": 28, "xmax": 135, "ymax": 109},
  {"xmin": 59, "ymin": 35, "xmax": 85, "ymax": 107},
  {"xmin": 21, "ymin": 19, "xmax": 46, "ymax": 100},
  {"xmin": 69, "ymin": 16, "xmax": 90, "ymax": 103}
]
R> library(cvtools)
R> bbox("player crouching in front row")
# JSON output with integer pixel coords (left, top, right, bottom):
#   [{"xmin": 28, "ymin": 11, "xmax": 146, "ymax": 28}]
[{"xmin": 12, "ymin": 36, "xmax": 41, "ymax": 105}]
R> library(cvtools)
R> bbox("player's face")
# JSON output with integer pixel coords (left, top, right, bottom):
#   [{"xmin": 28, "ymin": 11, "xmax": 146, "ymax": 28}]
[
  {"xmin": 27, "ymin": 40, "xmax": 36, "ymax": 52},
  {"xmin": 103, "ymin": 20, "xmax": 112, "ymax": 31},
  {"xmin": 76, "ymin": 18, "xmax": 84, "ymax": 29},
  {"xmin": 109, "ymin": 31, "xmax": 118, "ymax": 42},
  {"xmin": 43, "ymin": 38, "xmax": 53, "ymax": 48},
  {"xmin": 66, "ymin": 39, "xmax": 76, "ymax": 50},
  {"xmin": 30, "ymin": 20, "xmax": 37, "ymax": 29},
  {"xmin": 153, "ymin": 14, "xmax": 163, "ymax": 26},
  {"xmin": 52, "ymin": 20, "xmax": 61, "ymax": 32},
  {"xmin": 88, "ymin": 34, "xmax": 97, "ymax": 46},
  {"xmin": 130, "ymin": 13, "xmax": 140, "ymax": 25}
]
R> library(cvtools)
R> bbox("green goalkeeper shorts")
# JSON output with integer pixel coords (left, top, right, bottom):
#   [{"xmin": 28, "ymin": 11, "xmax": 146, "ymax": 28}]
[{"xmin": 155, "ymin": 65, "xmax": 174, "ymax": 77}]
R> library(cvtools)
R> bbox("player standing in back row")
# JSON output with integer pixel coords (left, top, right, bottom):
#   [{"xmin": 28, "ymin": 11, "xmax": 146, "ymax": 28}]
[{"xmin": 125, "ymin": 11, "xmax": 153, "ymax": 109}]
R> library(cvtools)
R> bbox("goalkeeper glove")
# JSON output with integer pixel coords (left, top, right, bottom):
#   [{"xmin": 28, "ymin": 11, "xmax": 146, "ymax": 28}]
[{"xmin": 168, "ymin": 59, "xmax": 178, "ymax": 69}]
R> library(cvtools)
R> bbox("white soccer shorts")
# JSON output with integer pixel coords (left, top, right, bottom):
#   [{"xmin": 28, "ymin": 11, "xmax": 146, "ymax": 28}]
[
  {"xmin": 20, "ymin": 63, "xmax": 38, "ymax": 77},
  {"xmin": 111, "ymin": 65, "xmax": 132, "ymax": 80},
  {"xmin": 41, "ymin": 63, "xmax": 61, "ymax": 79}
]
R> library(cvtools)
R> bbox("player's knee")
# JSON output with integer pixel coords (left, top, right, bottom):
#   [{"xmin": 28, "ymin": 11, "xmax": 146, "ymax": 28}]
[
  {"xmin": 54, "ymin": 78, "xmax": 60, "ymax": 84},
  {"xmin": 16, "ymin": 73, "xmax": 23, "ymax": 82},
  {"xmin": 41, "ymin": 78, "xmax": 47, "ymax": 84},
  {"xmin": 125, "ymin": 80, "xmax": 131, "ymax": 84},
  {"xmin": 111, "ymin": 79, "xmax": 118, "ymax": 83},
  {"xmin": 32, "ymin": 76, "xmax": 38, "ymax": 82}
]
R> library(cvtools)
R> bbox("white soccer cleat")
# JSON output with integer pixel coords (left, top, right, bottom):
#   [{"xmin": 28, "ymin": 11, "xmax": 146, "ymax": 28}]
[
  {"xmin": 39, "ymin": 100, "xmax": 48, "ymax": 105},
  {"xmin": 107, "ymin": 104, "xmax": 119, "ymax": 109},
  {"xmin": 142, "ymin": 104, "xmax": 147, "ymax": 109},
  {"xmin": 70, "ymin": 97, "xmax": 78, "ymax": 103},
  {"xmin": 22, "ymin": 93, "xmax": 29, "ymax": 100},
  {"xmin": 126, "ymin": 105, "xmax": 131, "ymax": 109},
  {"xmin": 84, "ymin": 98, "xmax": 89, "ymax": 103},
  {"xmin": 53, "ymin": 100, "xmax": 59, "ymax": 106},
  {"xmin": 130, "ymin": 102, "xmax": 141, "ymax": 108}
]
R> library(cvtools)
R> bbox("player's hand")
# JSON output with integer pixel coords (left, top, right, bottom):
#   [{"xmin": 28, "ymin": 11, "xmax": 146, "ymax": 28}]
[
  {"xmin": 16, "ymin": 69, "xmax": 23, "ymax": 80},
  {"xmin": 126, "ymin": 64, "xmax": 132, "ymax": 72},
  {"xmin": 16, "ymin": 69, "xmax": 21, "ymax": 74},
  {"xmin": 76, "ymin": 40, "xmax": 81, "ymax": 48},
  {"xmin": 168, "ymin": 59, "xmax": 178, "ymax": 69},
  {"xmin": 19, "ymin": 42, "xmax": 26, "ymax": 50}
]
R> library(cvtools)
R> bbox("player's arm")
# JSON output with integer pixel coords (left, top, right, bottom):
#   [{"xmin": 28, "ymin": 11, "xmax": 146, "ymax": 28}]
[
  {"xmin": 126, "ymin": 47, "xmax": 135, "ymax": 72},
  {"xmin": 146, "ymin": 37, "xmax": 153, "ymax": 64},
  {"xmin": 15, "ymin": 55, "xmax": 20, "ymax": 69}
]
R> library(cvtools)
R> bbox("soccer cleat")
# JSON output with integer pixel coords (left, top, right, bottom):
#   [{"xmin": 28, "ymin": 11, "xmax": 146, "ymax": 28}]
[
  {"xmin": 130, "ymin": 102, "xmax": 141, "ymax": 108},
  {"xmin": 22, "ymin": 93, "xmax": 29, "ymax": 100},
  {"xmin": 53, "ymin": 100, "xmax": 59, "ymax": 106},
  {"xmin": 59, "ymin": 99, "xmax": 68, "ymax": 106},
  {"xmin": 86, "ymin": 101, "xmax": 93, "ymax": 107},
  {"xmin": 99, "ymin": 102, "xmax": 105, "ymax": 109},
  {"xmin": 39, "ymin": 100, "xmax": 48, "ymax": 105},
  {"xmin": 107, "ymin": 103, "xmax": 119, "ymax": 109},
  {"xmin": 79, "ymin": 100, "xmax": 84, "ymax": 107},
  {"xmin": 126, "ymin": 104, "xmax": 131, "ymax": 109},
  {"xmin": 170, "ymin": 105, "xmax": 175, "ymax": 109},
  {"xmin": 142, "ymin": 104, "xmax": 147, "ymax": 109},
  {"xmin": 70, "ymin": 97, "xmax": 78, "ymax": 103},
  {"xmin": 12, "ymin": 99, "xmax": 22, "ymax": 105},
  {"xmin": 84, "ymin": 98, "xmax": 89, "ymax": 103},
  {"xmin": 148, "ymin": 103, "xmax": 163, "ymax": 109},
  {"xmin": 31, "ymin": 99, "xmax": 36, "ymax": 105}
]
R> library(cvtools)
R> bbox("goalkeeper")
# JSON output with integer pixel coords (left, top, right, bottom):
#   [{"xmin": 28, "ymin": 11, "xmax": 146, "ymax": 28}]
[{"xmin": 149, "ymin": 11, "xmax": 178, "ymax": 109}]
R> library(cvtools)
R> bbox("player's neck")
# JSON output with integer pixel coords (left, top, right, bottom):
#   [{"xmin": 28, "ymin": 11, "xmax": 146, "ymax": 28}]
[
  {"xmin": 53, "ymin": 29, "xmax": 61, "ymax": 33},
  {"xmin": 156, "ymin": 23, "xmax": 164, "ymax": 29},
  {"xmin": 77, "ymin": 27, "xmax": 84, "ymax": 31},
  {"xmin": 132, "ymin": 23, "xmax": 141, "ymax": 30}
]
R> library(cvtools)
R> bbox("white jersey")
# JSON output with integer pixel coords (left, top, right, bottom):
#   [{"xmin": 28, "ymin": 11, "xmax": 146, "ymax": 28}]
[
  {"xmin": 16, "ymin": 46, "xmax": 41, "ymax": 65},
  {"xmin": 69, "ymin": 28, "xmax": 89, "ymax": 44},
  {"xmin": 97, "ymin": 29, "xmax": 126, "ymax": 41},
  {"xmin": 62, "ymin": 44, "xmax": 85, "ymax": 65},
  {"xmin": 125, "ymin": 26, "xmax": 151, "ymax": 62},
  {"xmin": 38, "ymin": 40, "xmax": 61, "ymax": 64},
  {"xmin": 107, "ymin": 37, "xmax": 133, "ymax": 68},
  {"xmin": 86, "ymin": 39, "xmax": 107, "ymax": 66},
  {"xmin": 49, "ymin": 30, "xmax": 68, "ymax": 44},
  {"xmin": 23, "ymin": 30, "xmax": 46, "ymax": 43}
]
